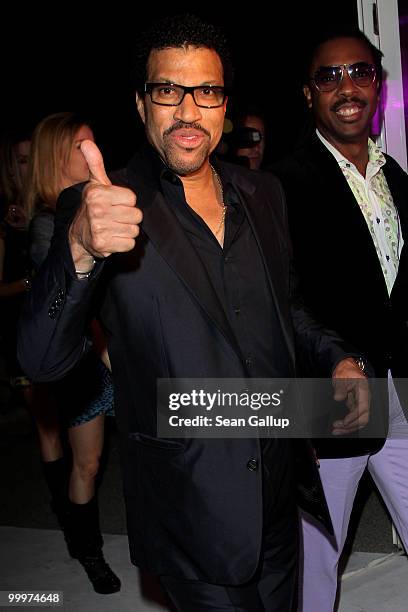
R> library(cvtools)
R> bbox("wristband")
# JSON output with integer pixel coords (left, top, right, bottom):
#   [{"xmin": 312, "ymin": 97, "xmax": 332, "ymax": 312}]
[{"xmin": 75, "ymin": 257, "xmax": 96, "ymax": 280}]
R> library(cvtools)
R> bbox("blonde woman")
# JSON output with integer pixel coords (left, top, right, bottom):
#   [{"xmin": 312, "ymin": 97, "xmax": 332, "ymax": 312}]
[{"xmin": 26, "ymin": 112, "xmax": 120, "ymax": 595}]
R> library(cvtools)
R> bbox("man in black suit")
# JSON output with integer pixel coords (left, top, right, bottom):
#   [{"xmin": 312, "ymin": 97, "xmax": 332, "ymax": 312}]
[
  {"xmin": 18, "ymin": 15, "xmax": 368, "ymax": 611},
  {"xmin": 274, "ymin": 28, "xmax": 408, "ymax": 612}
]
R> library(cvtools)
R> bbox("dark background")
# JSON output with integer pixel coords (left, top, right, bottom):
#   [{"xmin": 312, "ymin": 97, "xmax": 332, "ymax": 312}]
[{"xmin": 2, "ymin": 2, "xmax": 358, "ymax": 169}]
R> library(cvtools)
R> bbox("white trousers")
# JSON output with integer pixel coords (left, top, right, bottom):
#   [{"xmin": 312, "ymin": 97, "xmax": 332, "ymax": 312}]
[{"xmin": 299, "ymin": 376, "xmax": 408, "ymax": 612}]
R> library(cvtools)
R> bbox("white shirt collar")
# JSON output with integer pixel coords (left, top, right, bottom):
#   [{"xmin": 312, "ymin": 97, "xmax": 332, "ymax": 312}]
[
  {"xmin": 316, "ymin": 129, "xmax": 348, "ymax": 165},
  {"xmin": 316, "ymin": 129, "xmax": 385, "ymax": 173}
]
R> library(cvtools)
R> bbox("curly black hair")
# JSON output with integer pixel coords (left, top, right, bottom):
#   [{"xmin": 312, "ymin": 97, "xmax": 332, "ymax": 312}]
[
  {"xmin": 303, "ymin": 26, "xmax": 384, "ymax": 91},
  {"xmin": 133, "ymin": 14, "xmax": 234, "ymax": 93}
]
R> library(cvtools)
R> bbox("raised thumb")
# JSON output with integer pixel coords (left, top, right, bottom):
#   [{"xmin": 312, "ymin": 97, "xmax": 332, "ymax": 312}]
[{"xmin": 80, "ymin": 139, "xmax": 111, "ymax": 186}]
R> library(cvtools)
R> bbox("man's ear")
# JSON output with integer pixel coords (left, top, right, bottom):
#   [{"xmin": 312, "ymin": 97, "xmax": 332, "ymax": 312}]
[
  {"xmin": 303, "ymin": 85, "xmax": 313, "ymax": 109},
  {"xmin": 136, "ymin": 93, "xmax": 146, "ymax": 124}
]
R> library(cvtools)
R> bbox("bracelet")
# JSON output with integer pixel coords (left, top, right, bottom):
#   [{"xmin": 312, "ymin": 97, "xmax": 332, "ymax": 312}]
[{"xmin": 75, "ymin": 257, "xmax": 96, "ymax": 280}]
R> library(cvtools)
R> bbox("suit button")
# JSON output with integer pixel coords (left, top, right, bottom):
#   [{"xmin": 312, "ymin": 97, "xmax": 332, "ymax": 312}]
[{"xmin": 247, "ymin": 458, "xmax": 258, "ymax": 472}]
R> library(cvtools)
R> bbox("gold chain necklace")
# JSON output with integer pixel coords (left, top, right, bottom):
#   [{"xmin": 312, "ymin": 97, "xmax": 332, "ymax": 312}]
[{"xmin": 210, "ymin": 164, "xmax": 227, "ymax": 239}]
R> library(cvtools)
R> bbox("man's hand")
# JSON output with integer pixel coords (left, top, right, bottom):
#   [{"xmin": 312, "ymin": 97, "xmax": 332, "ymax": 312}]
[
  {"xmin": 69, "ymin": 140, "xmax": 143, "ymax": 269},
  {"xmin": 331, "ymin": 357, "xmax": 370, "ymax": 436}
]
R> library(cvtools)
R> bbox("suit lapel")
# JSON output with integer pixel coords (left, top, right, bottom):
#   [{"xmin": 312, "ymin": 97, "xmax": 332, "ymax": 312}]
[
  {"xmin": 307, "ymin": 137, "xmax": 389, "ymax": 292},
  {"xmin": 309, "ymin": 137, "xmax": 377, "ymax": 240}
]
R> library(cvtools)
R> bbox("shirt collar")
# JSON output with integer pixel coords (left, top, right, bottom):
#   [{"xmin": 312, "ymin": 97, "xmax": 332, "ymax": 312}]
[
  {"xmin": 155, "ymin": 148, "xmax": 239, "ymax": 207},
  {"xmin": 316, "ymin": 129, "xmax": 385, "ymax": 171}
]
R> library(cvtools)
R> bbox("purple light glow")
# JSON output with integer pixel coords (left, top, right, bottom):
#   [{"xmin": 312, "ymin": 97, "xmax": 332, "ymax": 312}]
[{"xmin": 398, "ymin": 0, "xmax": 408, "ymax": 162}]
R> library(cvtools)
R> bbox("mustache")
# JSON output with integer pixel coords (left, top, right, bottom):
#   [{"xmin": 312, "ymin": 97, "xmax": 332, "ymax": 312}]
[
  {"xmin": 164, "ymin": 121, "xmax": 210, "ymax": 138},
  {"xmin": 331, "ymin": 96, "xmax": 367, "ymax": 112}
]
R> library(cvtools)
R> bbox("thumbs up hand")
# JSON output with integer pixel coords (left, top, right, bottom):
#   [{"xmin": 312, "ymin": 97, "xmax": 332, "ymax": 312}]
[
  {"xmin": 69, "ymin": 140, "xmax": 143, "ymax": 269},
  {"xmin": 82, "ymin": 139, "xmax": 112, "ymax": 187}
]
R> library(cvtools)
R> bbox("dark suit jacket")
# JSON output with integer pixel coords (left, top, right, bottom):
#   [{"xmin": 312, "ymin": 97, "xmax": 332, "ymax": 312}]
[
  {"xmin": 273, "ymin": 133, "xmax": 408, "ymax": 458},
  {"xmin": 18, "ymin": 144, "xmax": 356, "ymax": 583}
]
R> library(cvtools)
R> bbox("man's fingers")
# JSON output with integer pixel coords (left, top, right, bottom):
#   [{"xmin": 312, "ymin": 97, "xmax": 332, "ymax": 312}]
[
  {"xmin": 81, "ymin": 139, "xmax": 112, "ymax": 186},
  {"xmin": 104, "ymin": 237, "xmax": 139, "ymax": 253},
  {"xmin": 331, "ymin": 377, "xmax": 370, "ymax": 435},
  {"xmin": 333, "ymin": 385, "xmax": 347, "ymax": 402},
  {"xmin": 89, "ymin": 221, "xmax": 141, "ymax": 255},
  {"xmin": 88, "ymin": 204, "xmax": 142, "ymax": 236},
  {"xmin": 332, "ymin": 422, "xmax": 366, "ymax": 435},
  {"xmin": 84, "ymin": 183, "xmax": 137, "ymax": 208},
  {"xmin": 333, "ymin": 378, "xmax": 369, "ymax": 402},
  {"xmin": 333, "ymin": 406, "xmax": 368, "ymax": 431},
  {"xmin": 333, "ymin": 377, "xmax": 350, "ymax": 401},
  {"xmin": 110, "ymin": 222, "xmax": 141, "ymax": 238},
  {"xmin": 110, "ymin": 204, "xmax": 143, "ymax": 224}
]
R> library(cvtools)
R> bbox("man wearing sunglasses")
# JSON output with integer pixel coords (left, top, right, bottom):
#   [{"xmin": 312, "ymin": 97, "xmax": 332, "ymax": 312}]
[{"xmin": 274, "ymin": 27, "xmax": 408, "ymax": 611}]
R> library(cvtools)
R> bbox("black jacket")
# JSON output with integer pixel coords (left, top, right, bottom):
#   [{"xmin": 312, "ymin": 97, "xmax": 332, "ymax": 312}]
[
  {"xmin": 18, "ymin": 144, "xmax": 358, "ymax": 583},
  {"xmin": 273, "ymin": 133, "xmax": 408, "ymax": 458}
]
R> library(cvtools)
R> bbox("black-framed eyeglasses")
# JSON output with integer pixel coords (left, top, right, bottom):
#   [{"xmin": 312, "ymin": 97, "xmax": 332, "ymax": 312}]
[
  {"xmin": 144, "ymin": 83, "xmax": 227, "ymax": 108},
  {"xmin": 311, "ymin": 62, "xmax": 376, "ymax": 92}
]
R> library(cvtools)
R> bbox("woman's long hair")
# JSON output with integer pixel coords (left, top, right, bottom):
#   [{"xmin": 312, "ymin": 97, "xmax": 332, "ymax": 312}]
[{"xmin": 26, "ymin": 112, "xmax": 89, "ymax": 220}]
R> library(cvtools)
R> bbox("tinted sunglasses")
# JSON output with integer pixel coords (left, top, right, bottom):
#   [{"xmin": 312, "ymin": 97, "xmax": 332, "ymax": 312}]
[{"xmin": 311, "ymin": 62, "xmax": 376, "ymax": 92}]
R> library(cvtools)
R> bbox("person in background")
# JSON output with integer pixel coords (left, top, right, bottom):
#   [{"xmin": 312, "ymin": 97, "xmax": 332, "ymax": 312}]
[
  {"xmin": 24, "ymin": 112, "xmax": 120, "ymax": 595},
  {"xmin": 273, "ymin": 28, "xmax": 408, "ymax": 611},
  {"xmin": 0, "ymin": 133, "xmax": 32, "ymax": 401},
  {"xmin": 233, "ymin": 106, "xmax": 266, "ymax": 170},
  {"xmin": 0, "ymin": 132, "xmax": 31, "ymax": 214}
]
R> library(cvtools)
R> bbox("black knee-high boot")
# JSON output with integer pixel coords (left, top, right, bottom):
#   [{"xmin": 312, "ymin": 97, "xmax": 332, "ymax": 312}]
[
  {"xmin": 65, "ymin": 496, "xmax": 121, "ymax": 594},
  {"xmin": 41, "ymin": 457, "xmax": 70, "ymax": 528}
]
